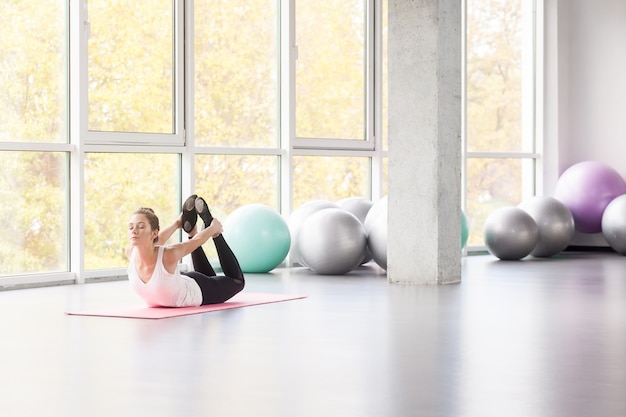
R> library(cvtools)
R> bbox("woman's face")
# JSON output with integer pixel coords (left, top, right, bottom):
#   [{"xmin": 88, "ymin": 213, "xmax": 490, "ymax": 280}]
[{"xmin": 128, "ymin": 213, "xmax": 158, "ymax": 246}]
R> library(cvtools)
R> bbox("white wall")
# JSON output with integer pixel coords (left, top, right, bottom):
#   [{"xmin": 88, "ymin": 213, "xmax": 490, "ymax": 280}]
[{"xmin": 544, "ymin": 0, "xmax": 626, "ymax": 245}]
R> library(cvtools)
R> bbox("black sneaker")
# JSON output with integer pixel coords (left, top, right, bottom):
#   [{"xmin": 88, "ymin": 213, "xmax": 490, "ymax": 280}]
[
  {"xmin": 195, "ymin": 196, "xmax": 214, "ymax": 228},
  {"xmin": 181, "ymin": 194, "xmax": 198, "ymax": 233}
]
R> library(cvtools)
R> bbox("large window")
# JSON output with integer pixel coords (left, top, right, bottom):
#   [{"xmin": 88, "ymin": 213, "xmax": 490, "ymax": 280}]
[
  {"xmin": 194, "ymin": 154, "xmax": 279, "ymax": 214},
  {"xmin": 0, "ymin": 2, "xmax": 67, "ymax": 145},
  {"xmin": 83, "ymin": 153, "xmax": 180, "ymax": 270},
  {"xmin": 194, "ymin": 0, "xmax": 279, "ymax": 148},
  {"xmin": 292, "ymin": 156, "xmax": 371, "ymax": 208},
  {"xmin": 194, "ymin": 153, "xmax": 279, "ymax": 259},
  {"xmin": 86, "ymin": 0, "xmax": 183, "ymax": 145},
  {"xmin": 0, "ymin": 152, "xmax": 68, "ymax": 275},
  {"xmin": 465, "ymin": 0, "xmax": 538, "ymax": 247},
  {"xmin": 0, "ymin": 1, "xmax": 68, "ymax": 279},
  {"xmin": 0, "ymin": 0, "xmax": 540, "ymax": 285},
  {"xmin": 295, "ymin": 0, "xmax": 373, "ymax": 148},
  {"xmin": 88, "ymin": 0, "xmax": 175, "ymax": 134}
]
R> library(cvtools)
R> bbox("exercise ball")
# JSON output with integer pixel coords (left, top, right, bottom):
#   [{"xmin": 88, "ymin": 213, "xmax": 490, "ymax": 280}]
[
  {"xmin": 336, "ymin": 197, "xmax": 374, "ymax": 222},
  {"xmin": 518, "ymin": 196, "xmax": 575, "ymax": 257},
  {"xmin": 601, "ymin": 194, "xmax": 626, "ymax": 254},
  {"xmin": 554, "ymin": 161, "xmax": 626, "ymax": 233},
  {"xmin": 483, "ymin": 206, "xmax": 539, "ymax": 260},
  {"xmin": 297, "ymin": 208, "xmax": 367, "ymax": 275},
  {"xmin": 223, "ymin": 204, "xmax": 291, "ymax": 273},
  {"xmin": 364, "ymin": 196, "xmax": 387, "ymax": 269},
  {"xmin": 461, "ymin": 210, "xmax": 470, "ymax": 249},
  {"xmin": 337, "ymin": 197, "xmax": 374, "ymax": 264},
  {"xmin": 288, "ymin": 200, "xmax": 338, "ymax": 266}
]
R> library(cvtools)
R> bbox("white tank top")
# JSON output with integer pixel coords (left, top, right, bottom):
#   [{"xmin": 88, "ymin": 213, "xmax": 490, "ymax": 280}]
[{"xmin": 128, "ymin": 246, "xmax": 202, "ymax": 307}]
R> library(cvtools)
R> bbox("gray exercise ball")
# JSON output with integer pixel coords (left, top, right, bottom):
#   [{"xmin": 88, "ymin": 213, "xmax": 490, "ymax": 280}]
[
  {"xmin": 483, "ymin": 206, "xmax": 539, "ymax": 260},
  {"xmin": 364, "ymin": 196, "xmax": 387, "ymax": 269},
  {"xmin": 601, "ymin": 194, "xmax": 626, "ymax": 254},
  {"xmin": 336, "ymin": 197, "xmax": 374, "ymax": 222},
  {"xmin": 288, "ymin": 200, "xmax": 338, "ymax": 266},
  {"xmin": 518, "ymin": 196, "xmax": 575, "ymax": 257},
  {"xmin": 336, "ymin": 197, "xmax": 374, "ymax": 264},
  {"xmin": 297, "ymin": 208, "xmax": 367, "ymax": 275}
]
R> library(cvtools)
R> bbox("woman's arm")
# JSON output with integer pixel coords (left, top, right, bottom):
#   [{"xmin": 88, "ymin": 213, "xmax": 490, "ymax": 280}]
[
  {"xmin": 157, "ymin": 216, "xmax": 183, "ymax": 246},
  {"xmin": 161, "ymin": 219, "xmax": 223, "ymax": 269}
]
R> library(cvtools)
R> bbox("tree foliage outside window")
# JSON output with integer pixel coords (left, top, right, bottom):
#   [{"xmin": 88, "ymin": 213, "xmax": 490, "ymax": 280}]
[
  {"xmin": 0, "ymin": 0, "xmax": 535, "ymax": 277},
  {"xmin": 84, "ymin": 153, "xmax": 179, "ymax": 270},
  {"xmin": 466, "ymin": 0, "xmax": 532, "ymax": 246},
  {"xmin": 0, "ymin": 1, "xmax": 67, "ymax": 276},
  {"xmin": 466, "ymin": 0, "xmax": 524, "ymax": 153},
  {"xmin": 194, "ymin": 155, "xmax": 278, "ymax": 213},
  {"xmin": 292, "ymin": 156, "xmax": 370, "ymax": 209},
  {"xmin": 0, "ymin": 0, "xmax": 66, "ymax": 144},
  {"xmin": 194, "ymin": 154, "xmax": 279, "ymax": 259},
  {"xmin": 194, "ymin": 0, "xmax": 278, "ymax": 148},
  {"xmin": 88, "ymin": 0, "xmax": 174, "ymax": 133},
  {"xmin": 296, "ymin": 0, "xmax": 366, "ymax": 140},
  {"xmin": 0, "ymin": 152, "xmax": 67, "ymax": 275}
]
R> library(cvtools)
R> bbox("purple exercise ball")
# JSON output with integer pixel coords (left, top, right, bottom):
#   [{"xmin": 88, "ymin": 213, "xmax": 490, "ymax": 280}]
[{"xmin": 554, "ymin": 161, "xmax": 626, "ymax": 233}]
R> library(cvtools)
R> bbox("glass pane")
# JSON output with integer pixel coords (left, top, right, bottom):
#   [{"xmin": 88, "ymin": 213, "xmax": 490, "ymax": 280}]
[
  {"xmin": 195, "ymin": 154, "xmax": 278, "ymax": 259},
  {"xmin": 88, "ymin": 0, "xmax": 174, "ymax": 133},
  {"xmin": 84, "ymin": 153, "xmax": 180, "ymax": 270},
  {"xmin": 466, "ymin": 158, "xmax": 535, "ymax": 246},
  {"xmin": 0, "ymin": 152, "xmax": 68, "ymax": 275},
  {"xmin": 292, "ymin": 156, "xmax": 370, "ymax": 208},
  {"xmin": 194, "ymin": 154, "xmax": 278, "ymax": 215},
  {"xmin": 296, "ymin": 0, "xmax": 366, "ymax": 140},
  {"xmin": 194, "ymin": 0, "xmax": 278, "ymax": 147},
  {"xmin": 466, "ymin": 0, "xmax": 533, "ymax": 152},
  {"xmin": 0, "ymin": 1, "xmax": 66, "ymax": 143}
]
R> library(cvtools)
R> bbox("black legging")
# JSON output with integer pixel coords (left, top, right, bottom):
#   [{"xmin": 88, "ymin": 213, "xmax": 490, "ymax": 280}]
[{"xmin": 182, "ymin": 235, "xmax": 245, "ymax": 305}]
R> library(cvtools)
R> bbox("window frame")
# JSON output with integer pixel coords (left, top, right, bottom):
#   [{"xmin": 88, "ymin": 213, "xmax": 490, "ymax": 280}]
[
  {"xmin": 0, "ymin": 0, "xmax": 544, "ymax": 286},
  {"xmin": 292, "ymin": 0, "xmax": 377, "ymax": 152},
  {"xmin": 82, "ymin": 0, "xmax": 186, "ymax": 147},
  {"xmin": 462, "ymin": 0, "xmax": 541, "ymax": 252}
]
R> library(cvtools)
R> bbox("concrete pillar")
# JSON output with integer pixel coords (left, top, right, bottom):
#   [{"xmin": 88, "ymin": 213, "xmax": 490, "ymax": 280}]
[{"xmin": 387, "ymin": 0, "xmax": 462, "ymax": 285}]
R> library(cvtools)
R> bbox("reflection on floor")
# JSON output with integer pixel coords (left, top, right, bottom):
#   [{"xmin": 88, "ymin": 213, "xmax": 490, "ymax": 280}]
[{"xmin": 0, "ymin": 253, "xmax": 625, "ymax": 417}]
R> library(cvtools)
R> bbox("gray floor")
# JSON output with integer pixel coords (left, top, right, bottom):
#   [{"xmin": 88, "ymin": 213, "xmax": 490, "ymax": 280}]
[{"xmin": 0, "ymin": 253, "xmax": 625, "ymax": 417}]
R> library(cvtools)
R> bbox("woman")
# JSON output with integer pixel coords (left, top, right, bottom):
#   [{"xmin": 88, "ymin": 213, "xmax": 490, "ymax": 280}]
[{"xmin": 126, "ymin": 195, "xmax": 245, "ymax": 307}]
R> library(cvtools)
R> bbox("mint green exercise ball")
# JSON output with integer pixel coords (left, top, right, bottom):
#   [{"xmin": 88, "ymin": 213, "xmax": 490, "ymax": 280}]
[
  {"xmin": 462, "ymin": 210, "xmax": 470, "ymax": 249},
  {"xmin": 223, "ymin": 204, "xmax": 291, "ymax": 273}
]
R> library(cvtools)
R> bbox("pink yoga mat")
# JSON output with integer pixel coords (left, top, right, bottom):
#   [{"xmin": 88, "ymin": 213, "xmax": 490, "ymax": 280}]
[{"xmin": 65, "ymin": 292, "xmax": 307, "ymax": 319}]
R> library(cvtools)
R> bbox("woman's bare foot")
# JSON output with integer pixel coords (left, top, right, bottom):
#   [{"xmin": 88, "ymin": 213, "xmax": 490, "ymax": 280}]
[{"xmin": 209, "ymin": 218, "xmax": 223, "ymax": 238}]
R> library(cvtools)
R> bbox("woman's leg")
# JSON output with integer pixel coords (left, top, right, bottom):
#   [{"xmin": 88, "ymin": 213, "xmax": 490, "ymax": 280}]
[
  {"xmin": 195, "ymin": 196, "xmax": 244, "ymax": 282},
  {"xmin": 213, "ymin": 235, "xmax": 244, "ymax": 282},
  {"xmin": 189, "ymin": 245, "xmax": 217, "ymax": 277},
  {"xmin": 189, "ymin": 196, "xmax": 245, "ymax": 304},
  {"xmin": 187, "ymin": 235, "xmax": 245, "ymax": 305},
  {"xmin": 184, "ymin": 271, "xmax": 245, "ymax": 305},
  {"xmin": 187, "ymin": 228, "xmax": 243, "ymax": 282}
]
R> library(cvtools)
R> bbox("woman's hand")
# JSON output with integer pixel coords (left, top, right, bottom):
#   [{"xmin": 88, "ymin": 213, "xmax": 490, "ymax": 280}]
[
  {"xmin": 156, "ymin": 216, "xmax": 184, "ymax": 245},
  {"xmin": 175, "ymin": 214, "xmax": 184, "ymax": 230},
  {"xmin": 162, "ymin": 217, "xmax": 223, "ymax": 267},
  {"xmin": 207, "ymin": 218, "xmax": 223, "ymax": 238}
]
